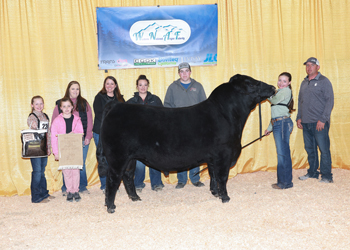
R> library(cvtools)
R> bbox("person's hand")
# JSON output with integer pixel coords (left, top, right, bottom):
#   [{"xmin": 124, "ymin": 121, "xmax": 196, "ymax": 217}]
[
  {"xmin": 297, "ymin": 119, "xmax": 303, "ymax": 129},
  {"xmin": 264, "ymin": 129, "xmax": 271, "ymax": 136},
  {"xmin": 84, "ymin": 138, "xmax": 91, "ymax": 146},
  {"xmin": 316, "ymin": 120, "xmax": 325, "ymax": 131},
  {"xmin": 54, "ymin": 154, "xmax": 59, "ymax": 161},
  {"xmin": 47, "ymin": 148, "xmax": 51, "ymax": 156}
]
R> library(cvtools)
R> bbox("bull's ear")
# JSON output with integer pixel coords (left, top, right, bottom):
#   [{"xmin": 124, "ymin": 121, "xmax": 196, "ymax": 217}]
[{"xmin": 229, "ymin": 74, "xmax": 242, "ymax": 83}]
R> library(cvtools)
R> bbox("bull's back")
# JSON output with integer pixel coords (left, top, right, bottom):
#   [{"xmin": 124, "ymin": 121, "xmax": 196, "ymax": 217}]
[{"xmin": 102, "ymin": 102, "xmax": 231, "ymax": 168}]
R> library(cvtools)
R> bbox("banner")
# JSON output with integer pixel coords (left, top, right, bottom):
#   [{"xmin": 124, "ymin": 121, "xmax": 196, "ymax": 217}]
[
  {"xmin": 58, "ymin": 133, "xmax": 83, "ymax": 170},
  {"xmin": 97, "ymin": 4, "xmax": 218, "ymax": 69}
]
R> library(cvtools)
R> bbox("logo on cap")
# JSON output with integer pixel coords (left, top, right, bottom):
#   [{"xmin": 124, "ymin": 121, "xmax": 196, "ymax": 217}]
[{"xmin": 304, "ymin": 57, "xmax": 319, "ymax": 66}]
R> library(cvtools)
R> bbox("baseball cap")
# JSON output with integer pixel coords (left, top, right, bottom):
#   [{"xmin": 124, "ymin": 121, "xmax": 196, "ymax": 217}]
[
  {"xmin": 178, "ymin": 62, "xmax": 191, "ymax": 71},
  {"xmin": 303, "ymin": 57, "xmax": 319, "ymax": 66}
]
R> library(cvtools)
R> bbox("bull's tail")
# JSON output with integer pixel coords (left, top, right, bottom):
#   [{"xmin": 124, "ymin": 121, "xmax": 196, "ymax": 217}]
[
  {"xmin": 96, "ymin": 100, "xmax": 120, "ymax": 177},
  {"xmin": 194, "ymin": 167, "xmax": 208, "ymax": 176}
]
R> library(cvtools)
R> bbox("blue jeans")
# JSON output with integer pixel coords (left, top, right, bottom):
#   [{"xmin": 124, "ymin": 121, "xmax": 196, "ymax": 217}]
[
  {"xmin": 177, "ymin": 167, "xmax": 200, "ymax": 185},
  {"xmin": 93, "ymin": 132, "xmax": 106, "ymax": 190},
  {"xmin": 272, "ymin": 117, "xmax": 293, "ymax": 189},
  {"xmin": 302, "ymin": 122, "xmax": 332, "ymax": 180},
  {"xmin": 134, "ymin": 160, "xmax": 163, "ymax": 190},
  {"xmin": 61, "ymin": 140, "xmax": 89, "ymax": 192},
  {"xmin": 30, "ymin": 157, "xmax": 49, "ymax": 203}
]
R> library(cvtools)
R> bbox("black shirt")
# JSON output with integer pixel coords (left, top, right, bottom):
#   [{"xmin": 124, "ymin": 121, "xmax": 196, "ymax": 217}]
[{"xmin": 64, "ymin": 115, "xmax": 74, "ymax": 133}]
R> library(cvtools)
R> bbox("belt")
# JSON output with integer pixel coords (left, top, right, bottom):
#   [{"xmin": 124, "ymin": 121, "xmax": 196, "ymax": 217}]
[{"xmin": 271, "ymin": 116, "xmax": 290, "ymax": 126}]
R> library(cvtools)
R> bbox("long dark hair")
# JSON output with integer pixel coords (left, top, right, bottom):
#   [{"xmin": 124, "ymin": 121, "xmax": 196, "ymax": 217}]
[
  {"xmin": 63, "ymin": 81, "xmax": 89, "ymax": 112},
  {"xmin": 279, "ymin": 72, "xmax": 295, "ymax": 113},
  {"xmin": 99, "ymin": 76, "xmax": 124, "ymax": 102}
]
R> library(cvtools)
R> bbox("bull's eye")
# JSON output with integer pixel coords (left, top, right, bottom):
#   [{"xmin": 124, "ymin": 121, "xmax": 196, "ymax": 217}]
[{"xmin": 248, "ymin": 83, "xmax": 255, "ymax": 90}]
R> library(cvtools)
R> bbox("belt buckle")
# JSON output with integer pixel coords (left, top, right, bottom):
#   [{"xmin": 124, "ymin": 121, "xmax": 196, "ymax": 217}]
[{"xmin": 271, "ymin": 118, "xmax": 276, "ymax": 126}]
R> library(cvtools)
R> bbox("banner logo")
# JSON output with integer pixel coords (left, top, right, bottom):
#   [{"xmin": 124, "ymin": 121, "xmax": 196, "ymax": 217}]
[
  {"xmin": 134, "ymin": 58, "xmax": 156, "ymax": 66},
  {"xmin": 158, "ymin": 57, "xmax": 179, "ymax": 66},
  {"xmin": 130, "ymin": 20, "xmax": 191, "ymax": 46},
  {"xmin": 203, "ymin": 53, "xmax": 217, "ymax": 64}
]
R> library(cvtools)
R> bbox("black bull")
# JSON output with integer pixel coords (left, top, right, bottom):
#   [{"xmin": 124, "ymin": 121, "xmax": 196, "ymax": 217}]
[{"xmin": 98, "ymin": 74, "xmax": 276, "ymax": 213}]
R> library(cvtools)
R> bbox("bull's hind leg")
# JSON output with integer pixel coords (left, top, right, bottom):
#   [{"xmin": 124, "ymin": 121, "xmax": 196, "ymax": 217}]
[
  {"xmin": 123, "ymin": 159, "xmax": 141, "ymax": 202},
  {"xmin": 208, "ymin": 162, "xmax": 219, "ymax": 197},
  {"xmin": 105, "ymin": 156, "xmax": 130, "ymax": 213},
  {"xmin": 105, "ymin": 167, "xmax": 122, "ymax": 213}
]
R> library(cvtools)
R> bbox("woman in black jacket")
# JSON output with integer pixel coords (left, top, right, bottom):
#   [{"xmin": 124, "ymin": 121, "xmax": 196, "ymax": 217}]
[
  {"xmin": 126, "ymin": 75, "xmax": 164, "ymax": 192},
  {"xmin": 93, "ymin": 76, "xmax": 125, "ymax": 193}
]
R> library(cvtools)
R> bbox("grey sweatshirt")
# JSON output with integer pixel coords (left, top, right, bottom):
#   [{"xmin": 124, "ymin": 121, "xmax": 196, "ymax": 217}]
[
  {"xmin": 164, "ymin": 78, "xmax": 207, "ymax": 108},
  {"xmin": 296, "ymin": 72, "xmax": 334, "ymax": 123}
]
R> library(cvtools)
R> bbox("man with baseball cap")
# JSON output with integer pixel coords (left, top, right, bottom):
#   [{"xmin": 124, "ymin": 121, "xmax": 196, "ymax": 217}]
[
  {"xmin": 164, "ymin": 62, "xmax": 207, "ymax": 189},
  {"xmin": 297, "ymin": 57, "xmax": 334, "ymax": 183}
]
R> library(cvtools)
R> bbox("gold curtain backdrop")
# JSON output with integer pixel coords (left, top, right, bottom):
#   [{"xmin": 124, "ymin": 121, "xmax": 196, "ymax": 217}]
[{"xmin": 1, "ymin": 0, "xmax": 349, "ymax": 196}]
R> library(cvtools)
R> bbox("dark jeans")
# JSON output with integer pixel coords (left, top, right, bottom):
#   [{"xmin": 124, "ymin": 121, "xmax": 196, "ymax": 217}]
[
  {"xmin": 93, "ymin": 132, "xmax": 106, "ymax": 190},
  {"xmin": 302, "ymin": 122, "xmax": 332, "ymax": 180},
  {"xmin": 272, "ymin": 117, "xmax": 293, "ymax": 189},
  {"xmin": 177, "ymin": 166, "xmax": 200, "ymax": 185},
  {"xmin": 134, "ymin": 160, "xmax": 163, "ymax": 190},
  {"xmin": 30, "ymin": 157, "xmax": 49, "ymax": 203}
]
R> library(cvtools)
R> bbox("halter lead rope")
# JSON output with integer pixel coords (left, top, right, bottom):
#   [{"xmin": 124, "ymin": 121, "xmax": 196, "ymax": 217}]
[{"xmin": 242, "ymin": 102, "xmax": 265, "ymax": 149}]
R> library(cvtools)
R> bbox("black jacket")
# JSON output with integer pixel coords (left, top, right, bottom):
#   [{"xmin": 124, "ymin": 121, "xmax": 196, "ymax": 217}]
[
  {"xmin": 126, "ymin": 91, "xmax": 163, "ymax": 107},
  {"xmin": 93, "ymin": 92, "xmax": 125, "ymax": 134}
]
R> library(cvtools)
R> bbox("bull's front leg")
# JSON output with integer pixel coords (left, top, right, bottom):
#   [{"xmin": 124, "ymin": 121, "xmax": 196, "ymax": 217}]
[{"xmin": 216, "ymin": 158, "xmax": 235, "ymax": 203}]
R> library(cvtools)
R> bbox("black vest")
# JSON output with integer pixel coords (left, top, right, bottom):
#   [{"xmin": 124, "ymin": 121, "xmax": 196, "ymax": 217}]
[
  {"xmin": 55, "ymin": 99, "xmax": 88, "ymax": 137},
  {"xmin": 28, "ymin": 112, "xmax": 49, "ymax": 129}
]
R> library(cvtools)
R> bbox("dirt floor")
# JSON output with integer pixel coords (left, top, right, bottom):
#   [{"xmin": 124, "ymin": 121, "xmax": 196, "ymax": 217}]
[{"xmin": 1, "ymin": 169, "xmax": 349, "ymax": 250}]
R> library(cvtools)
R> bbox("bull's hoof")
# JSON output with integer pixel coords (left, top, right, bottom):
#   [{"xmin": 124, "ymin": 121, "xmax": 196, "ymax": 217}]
[
  {"xmin": 107, "ymin": 208, "xmax": 115, "ymax": 213},
  {"xmin": 221, "ymin": 196, "xmax": 230, "ymax": 203},
  {"xmin": 130, "ymin": 196, "xmax": 141, "ymax": 202},
  {"xmin": 211, "ymin": 190, "xmax": 220, "ymax": 197}
]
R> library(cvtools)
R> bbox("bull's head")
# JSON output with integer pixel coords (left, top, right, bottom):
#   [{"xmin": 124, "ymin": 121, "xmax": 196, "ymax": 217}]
[{"xmin": 229, "ymin": 74, "xmax": 276, "ymax": 108}]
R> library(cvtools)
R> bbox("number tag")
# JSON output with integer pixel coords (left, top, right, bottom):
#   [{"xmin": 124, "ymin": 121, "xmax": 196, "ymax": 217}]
[{"xmin": 41, "ymin": 121, "xmax": 49, "ymax": 130}]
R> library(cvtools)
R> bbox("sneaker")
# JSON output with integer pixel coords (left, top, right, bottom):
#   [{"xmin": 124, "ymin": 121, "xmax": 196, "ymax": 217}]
[
  {"xmin": 38, "ymin": 199, "xmax": 50, "ymax": 203},
  {"xmin": 102, "ymin": 189, "xmax": 105, "ymax": 194},
  {"xmin": 73, "ymin": 192, "xmax": 81, "ymax": 202},
  {"xmin": 271, "ymin": 183, "xmax": 282, "ymax": 189},
  {"xmin": 298, "ymin": 174, "xmax": 317, "ymax": 180},
  {"xmin": 192, "ymin": 181, "xmax": 205, "ymax": 187},
  {"xmin": 62, "ymin": 191, "xmax": 67, "ymax": 196},
  {"xmin": 153, "ymin": 185, "xmax": 163, "ymax": 192},
  {"xmin": 319, "ymin": 178, "xmax": 334, "ymax": 183},
  {"xmin": 66, "ymin": 192, "xmax": 74, "ymax": 202},
  {"xmin": 136, "ymin": 187, "xmax": 143, "ymax": 193},
  {"xmin": 175, "ymin": 183, "xmax": 186, "ymax": 189},
  {"xmin": 47, "ymin": 195, "xmax": 56, "ymax": 200},
  {"xmin": 80, "ymin": 190, "xmax": 90, "ymax": 194}
]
